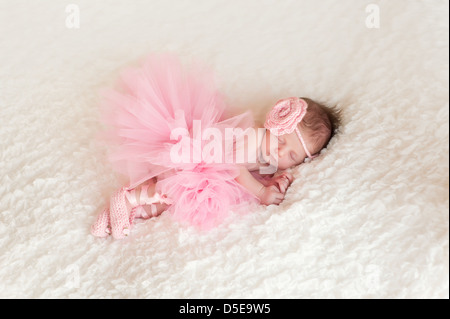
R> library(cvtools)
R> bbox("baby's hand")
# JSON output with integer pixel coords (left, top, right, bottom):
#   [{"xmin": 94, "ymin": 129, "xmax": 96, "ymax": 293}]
[
  {"xmin": 259, "ymin": 185, "xmax": 285, "ymax": 206},
  {"xmin": 270, "ymin": 172, "xmax": 294, "ymax": 194}
]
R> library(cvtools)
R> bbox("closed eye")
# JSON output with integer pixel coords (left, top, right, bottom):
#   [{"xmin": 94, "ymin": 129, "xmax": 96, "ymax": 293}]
[{"xmin": 290, "ymin": 151, "xmax": 297, "ymax": 162}]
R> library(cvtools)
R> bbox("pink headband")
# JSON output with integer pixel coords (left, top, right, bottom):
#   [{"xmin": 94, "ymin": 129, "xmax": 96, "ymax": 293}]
[{"xmin": 264, "ymin": 97, "xmax": 317, "ymax": 159}]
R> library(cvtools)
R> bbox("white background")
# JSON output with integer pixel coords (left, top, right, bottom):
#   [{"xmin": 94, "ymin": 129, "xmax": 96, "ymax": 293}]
[{"xmin": 0, "ymin": 0, "xmax": 448, "ymax": 298}]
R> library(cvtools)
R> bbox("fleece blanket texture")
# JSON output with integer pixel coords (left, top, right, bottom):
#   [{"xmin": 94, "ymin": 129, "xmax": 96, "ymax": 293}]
[{"xmin": 0, "ymin": 0, "xmax": 448, "ymax": 298}]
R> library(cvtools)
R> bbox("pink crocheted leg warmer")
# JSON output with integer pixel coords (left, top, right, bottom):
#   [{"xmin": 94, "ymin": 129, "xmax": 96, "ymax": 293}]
[
  {"xmin": 91, "ymin": 184, "xmax": 172, "ymax": 239},
  {"xmin": 91, "ymin": 188, "xmax": 134, "ymax": 239},
  {"xmin": 109, "ymin": 187, "xmax": 134, "ymax": 239},
  {"xmin": 91, "ymin": 207, "xmax": 111, "ymax": 238}
]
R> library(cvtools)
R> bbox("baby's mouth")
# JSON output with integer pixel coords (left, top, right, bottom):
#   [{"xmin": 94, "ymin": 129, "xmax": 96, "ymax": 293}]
[
  {"xmin": 262, "ymin": 150, "xmax": 278, "ymax": 166},
  {"xmin": 263, "ymin": 135, "xmax": 279, "ymax": 164},
  {"xmin": 260, "ymin": 148, "xmax": 274, "ymax": 165}
]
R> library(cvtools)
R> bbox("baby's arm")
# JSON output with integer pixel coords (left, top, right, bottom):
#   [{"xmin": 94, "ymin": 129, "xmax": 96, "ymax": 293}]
[
  {"xmin": 253, "ymin": 170, "xmax": 294, "ymax": 194},
  {"xmin": 235, "ymin": 166, "xmax": 265, "ymax": 198},
  {"xmin": 235, "ymin": 166, "xmax": 285, "ymax": 205}
]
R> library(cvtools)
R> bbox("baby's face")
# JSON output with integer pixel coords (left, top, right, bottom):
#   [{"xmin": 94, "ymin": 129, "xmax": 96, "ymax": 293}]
[{"xmin": 261, "ymin": 128, "xmax": 309, "ymax": 170}]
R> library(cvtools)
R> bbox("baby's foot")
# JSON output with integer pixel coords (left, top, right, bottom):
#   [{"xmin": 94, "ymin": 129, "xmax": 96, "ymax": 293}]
[
  {"xmin": 91, "ymin": 207, "xmax": 111, "ymax": 238},
  {"xmin": 109, "ymin": 188, "xmax": 133, "ymax": 239}
]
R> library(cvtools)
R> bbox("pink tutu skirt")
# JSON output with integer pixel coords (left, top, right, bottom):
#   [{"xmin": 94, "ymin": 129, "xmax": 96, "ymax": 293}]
[{"xmin": 99, "ymin": 53, "xmax": 259, "ymax": 229}]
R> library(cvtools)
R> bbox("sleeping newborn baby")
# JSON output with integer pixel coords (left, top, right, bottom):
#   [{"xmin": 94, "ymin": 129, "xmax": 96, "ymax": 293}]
[
  {"xmin": 236, "ymin": 97, "xmax": 341, "ymax": 205},
  {"xmin": 91, "ymin": 53, "xmax": 341, "ymax": 238}
]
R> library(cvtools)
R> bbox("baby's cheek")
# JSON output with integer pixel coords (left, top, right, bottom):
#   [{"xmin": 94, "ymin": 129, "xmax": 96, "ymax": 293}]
[
  {"xmin": 269, "ymin": 135, "xmax": 279, "ymax": 155},
  {"xmin": 276, "ymin": 158, "xmax": 290, "ymax": 170},
  {"xmin": 260, "ymin": 135, "xmax": 268, "ymax": 155}
]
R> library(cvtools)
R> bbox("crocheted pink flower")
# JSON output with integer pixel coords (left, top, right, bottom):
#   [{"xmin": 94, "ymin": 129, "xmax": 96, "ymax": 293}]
[{"xmin": 264, "ymin": 97, "xmax": 308, "ymax": 136}]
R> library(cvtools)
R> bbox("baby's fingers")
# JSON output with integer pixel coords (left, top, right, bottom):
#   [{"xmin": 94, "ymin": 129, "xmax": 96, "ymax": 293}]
[
  {"xmin": 273, "ymin": 191, "xmax": 285, "ymax": 204},
  {"xmin": 273, "ymin": 196, "xmax": 284, "ymax": 205},
  {"xmin": 276, "ymin": 176, "xmax": 290, "ymax": 193},
  {"xmin": 281, "ymin": 172, "xmax": 294, "ymax": 183},
  {"xmin": 275, "ymin": 180, "xmax": 286, "ymax": 193}
]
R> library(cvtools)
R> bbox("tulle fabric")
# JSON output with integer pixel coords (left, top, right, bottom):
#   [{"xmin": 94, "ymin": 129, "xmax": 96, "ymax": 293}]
[{"xmin": 99, "ymin": 53, "xmax": 259, "ymax": 229}]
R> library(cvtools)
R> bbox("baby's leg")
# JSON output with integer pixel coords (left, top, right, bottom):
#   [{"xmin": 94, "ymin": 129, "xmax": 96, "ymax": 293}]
[
  {"xmin": 95, "ymin": 177, "xmax": 171, "ymax": 239},
  {"xmin": 125, "ymin": 177, "xmax": 170, "ymax": 218}
]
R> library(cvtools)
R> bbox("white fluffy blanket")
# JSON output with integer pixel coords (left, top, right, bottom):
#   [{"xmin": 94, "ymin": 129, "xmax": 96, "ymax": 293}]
[{"xmin": 0, "ymin": 0, "xmax": 448, "ymax": 298}]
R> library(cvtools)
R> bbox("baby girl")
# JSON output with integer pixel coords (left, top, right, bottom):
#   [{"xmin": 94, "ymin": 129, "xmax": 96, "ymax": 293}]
[
  {"xmin": 237, "ymin": 96, "xmax": 339, "ymax": 206},
  {"xmin": 91, "ymin": 54, "xmax": 340, "ymax": 239}
]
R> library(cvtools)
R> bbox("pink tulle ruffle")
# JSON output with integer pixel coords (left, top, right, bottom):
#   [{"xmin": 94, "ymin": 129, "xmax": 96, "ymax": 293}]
[{"xmin": 98, "ymin": 53, "xmax": 259, "ymax": 229}]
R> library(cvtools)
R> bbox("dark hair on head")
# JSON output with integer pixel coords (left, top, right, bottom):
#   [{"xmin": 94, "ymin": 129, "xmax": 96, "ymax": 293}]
[{"xmin": 298, "ymin": 97, "xmax": 342, "ymax": 155}]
